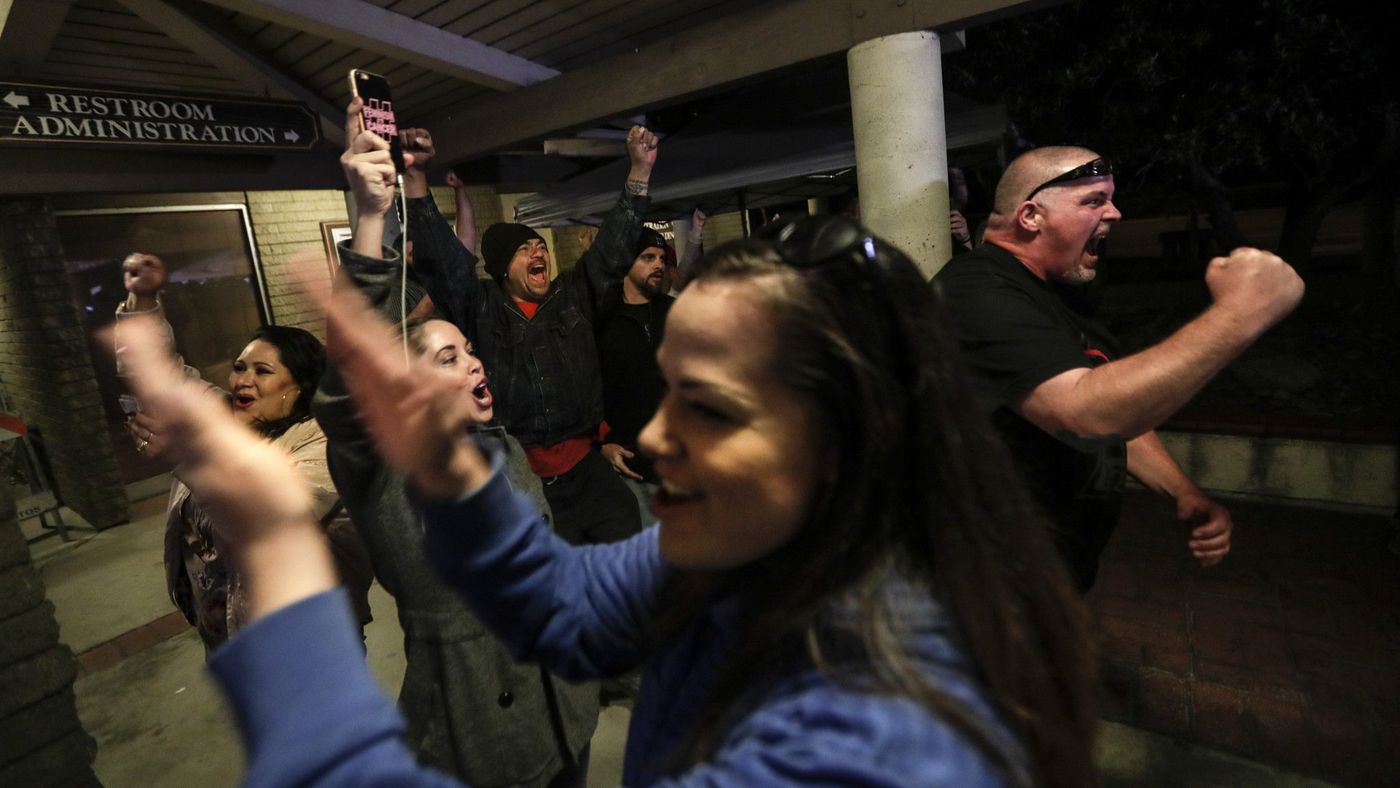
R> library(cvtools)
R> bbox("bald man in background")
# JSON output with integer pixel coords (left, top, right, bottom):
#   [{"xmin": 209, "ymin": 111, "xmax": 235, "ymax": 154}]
[{"xmin": 935, "ymin": 147, "xmax": 1304, "ymax": 591}]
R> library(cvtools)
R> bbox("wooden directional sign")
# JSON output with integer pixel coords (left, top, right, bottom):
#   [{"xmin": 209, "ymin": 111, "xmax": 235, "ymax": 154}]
[{"xmin": 0, "ymin": 80, "xmax": 321, "ymax": 152}]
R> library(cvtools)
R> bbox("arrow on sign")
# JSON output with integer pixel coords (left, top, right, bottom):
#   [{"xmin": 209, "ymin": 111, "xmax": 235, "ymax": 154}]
[
  {"xmin": 283, "ymin": 129, "xmax": 300, "ymax": 143},
  {"xmin": 3, "ymin": 91, "xmax": 30, "ymax": 109}
]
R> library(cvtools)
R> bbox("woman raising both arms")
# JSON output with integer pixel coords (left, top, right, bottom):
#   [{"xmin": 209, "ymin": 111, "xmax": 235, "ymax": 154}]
[
  {"xmin": 115, "ymin": 212, "xmax": 1097, "ymax": 786},
  {"xmin": 115, "ymin": 258, "xmax": 372, "ymax": 654}
]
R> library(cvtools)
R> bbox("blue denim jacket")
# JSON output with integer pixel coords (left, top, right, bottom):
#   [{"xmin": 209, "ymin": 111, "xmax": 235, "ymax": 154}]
[{"xmin": 211, "ymin": 464, "xmax": 1027, "ymax": 787}]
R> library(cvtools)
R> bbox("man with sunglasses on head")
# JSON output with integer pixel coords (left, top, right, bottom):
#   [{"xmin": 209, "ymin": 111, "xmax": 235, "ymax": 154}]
[{"xmin": 935, "ymin": 147, "xmax": 1304, "ymax": 591}]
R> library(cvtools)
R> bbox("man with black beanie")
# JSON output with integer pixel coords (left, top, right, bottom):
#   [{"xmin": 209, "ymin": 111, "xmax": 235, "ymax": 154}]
[
  {"xmin": 595, "ymin": 227, "xmax": 673, "ymax": 515},
  {"xmin": 397, "ymin": 123, "xmax": 661, "ymax": 546}
]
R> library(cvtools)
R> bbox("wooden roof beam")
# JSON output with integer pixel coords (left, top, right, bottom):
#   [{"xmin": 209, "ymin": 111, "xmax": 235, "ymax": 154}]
[
  {"xmin": 427, "ymin": 0, "xmax": 1051, "ymax": 165},
  {"xmin": 118, "ymin": 0, "xmax": 347, "ymax": 143},
  {"xmin": 0, "ymin": 0, "xmax": 75, "ymax": 76},
  {"xmin": 191, "ymin": 0, "xmax": 559, "ymax": 91}
]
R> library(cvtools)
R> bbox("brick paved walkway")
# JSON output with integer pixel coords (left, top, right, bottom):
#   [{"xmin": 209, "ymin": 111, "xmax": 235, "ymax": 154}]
[{"xmin": 1088, "ymin": 490, "xmax": 1399, "ymax": 786}]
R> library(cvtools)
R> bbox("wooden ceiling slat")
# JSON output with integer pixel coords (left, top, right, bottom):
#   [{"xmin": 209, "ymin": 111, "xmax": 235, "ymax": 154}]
[
  {"xmin": 413, "ymin": 83, "xmax": 491, "ymax": 122},
  {"xmin": 226, "ymin": 11, "xmax": 281, "ymax": 47},
  {"xmin": 310, "ymin": 62, "xmax": 447, "ymax": 116},
  {"xmin": 39, "ymin": 62, "xmax": 246, "ymax": 93},
  {"xmin": 249, "ymin": 22, "xmax": 304, "ymax": 53},
  {"xmin": 387, "ymin": 0, "xmax": 455, "ymax": 17},
  {"xmin": 484, "ymin": 0, "xmax": 629, "ymax": 55},
  {"xmin": 307, "ymin": 52, "xmax": 397, "ymax": 96},
  {"xmin": 363, "ymin": 58, "xmax": 438, "ymax": 90},
  {"xmin": 227, "ymin": 10, "xmax": 269, "ymax": 37},
  {"xmin": 52, "ymin": 34, "xmax": 210, "ymax": 66},
  {"xmin": 66, "ymin": 4, "xmax": 159, "ymax": 34},
  {"xmin": 508, "ymin": 3, "xmax": 671, "ymax": 65},
  {"xmin": 44, "ymin": 49, "xmax": 224, "ymax": 78},
  {"xmin": 399, "ymin": 75, "xmax": 465, "ymax": 109},
  {"xmin": 506, "ymin": 0, "xmax": 686, "ymax": 63},
  {"xmin": 390, "ymin": 68, "xmax": 451, "ymax": 102},
  {"xmin": 389, "ymin": 76, "xmax": 457, "ymax": 117},
  {"xmin": 290, "ymin": 42, "xmax": 360, "ymax": 82},
  {"xmin": 470, "ymin": 0, "xmax": 601, "ymax": 45},
  {"xmin": 436, "ymin": 0, "xmax": 537, "ymax": 37},
  {"xmin": 416, "ymin": 0, "xmax": 503, "ymax": 29},
  {"xmin": 534, "ymin": 0, "xmax": 740, "ymax": 69},
  {"xmin": 331, "ymin": 63, "xmax": 437, "ymax": 101},
  {"xmin": 272, "ymin": 32, "xmax": 335, "ymax": 64},
  {"xmin": 63, "ymin": 22, "xmax": 190, "ymax": 51},
  {"xmin": 79, "ymin": 0, "xmax": 142, "ymax": 13}
]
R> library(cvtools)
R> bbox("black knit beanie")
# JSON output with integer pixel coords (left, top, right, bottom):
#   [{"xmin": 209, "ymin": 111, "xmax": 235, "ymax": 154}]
[
  {"xmin": 481, "ymin": 223, "xmax": 545, "ymax": 282},
  {"xmin": 633, "ymin": 227, "xmax": 669, "ymax": 259}
]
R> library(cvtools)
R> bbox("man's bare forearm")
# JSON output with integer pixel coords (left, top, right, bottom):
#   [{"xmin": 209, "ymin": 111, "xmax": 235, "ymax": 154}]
[
  {"xmin": 452, "ymin": 188, "xmax": 477, "ymax": 251},
  {"xmin": 1022, "ymin": 247, "xmax": 1303, "ymax": 442},
  {"xmin": 1061, "ymin": 303, "xmax": 1267, "ymax": 438},
  {"xmin": 1126, "ymin": 431, "xmax": 1197, "ymax": 499},
  {"xmin": 351, "ymin": 214, "xmax": 387, "ymax": 259}
]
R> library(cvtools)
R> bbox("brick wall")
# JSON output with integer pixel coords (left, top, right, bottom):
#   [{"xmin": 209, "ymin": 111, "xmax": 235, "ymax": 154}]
[
  {"xmin": 427, "ymin": 184, "xmax": 504, "ymax": 249},
  {"xmin": 1090, "ymin": 490, "xmax": 1400, "ymax": 785},
  {"xmin": 0, "ymin": 200, "xmax": 129, "ymax": 529},
  {"xmin": 552, "ymin": 225, "xmax": 596, "ymax": 272},
  {"xmin": 704, "ymin": 211, "xmax": 747, "ymax": 246},
  {"xmin": 244, "ymin": 189, "xmax": 350, "ymax": 338},
  {"xmin": 247, "ymin": 185, "xmax": 511, "ymax": 332},
  {"xmin": 0, "ymin": 394, "xmax": 99, "ymax": 786}
]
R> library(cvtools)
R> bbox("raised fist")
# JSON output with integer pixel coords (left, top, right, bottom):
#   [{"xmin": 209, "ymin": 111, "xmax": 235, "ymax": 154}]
[
  {"xmin": 690, "ymin": 207, "xmax": 707, "ymax": 239},
  {"xmin": 401, "ymin": 127, "xmax": 434, "ymax": 171},
  {"xmin": 626, "ymin": 125, "xmax": 659, "ymax": 170},
  {"xmin": 122, "ymin": 253, "xmax": 167, "ymax": 297},
  {"xmin": 1205, "ymin": 247, "xmax": 1305, "ymax": 329}
]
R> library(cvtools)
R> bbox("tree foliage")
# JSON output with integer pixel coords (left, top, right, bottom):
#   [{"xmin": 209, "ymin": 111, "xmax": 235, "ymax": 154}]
[{"xmin": 946, "ymin": 0, "xmax": 1400, "ymax": 266}]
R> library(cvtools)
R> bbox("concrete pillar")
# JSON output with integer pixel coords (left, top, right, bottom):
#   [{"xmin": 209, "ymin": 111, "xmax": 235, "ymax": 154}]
[
  {"xmin": 848, "ymin": 31, "xmax": 950, "ymax": 278},
  {"xmin": 670, "ymin": 216, "xmax": 692, "ymax": 249}
]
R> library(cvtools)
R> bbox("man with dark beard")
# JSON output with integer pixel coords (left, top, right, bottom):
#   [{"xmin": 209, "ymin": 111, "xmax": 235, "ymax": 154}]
[
  {"xmin": 596, "ymin": 228, "xmax": 672, "ymax": 507},
  {"xmin": 936, "ymin": 146, "xmax": 1304, "ymax": 591}
]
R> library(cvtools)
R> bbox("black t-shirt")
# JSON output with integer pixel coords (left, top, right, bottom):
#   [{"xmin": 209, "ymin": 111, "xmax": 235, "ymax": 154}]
[
  {"xmin": 596, "ymin": 298, "xmax": 669, "ymax": 482},
  {"xmin": 935, "ymin": 242, "xmax": 1126, "ymax": 591}
]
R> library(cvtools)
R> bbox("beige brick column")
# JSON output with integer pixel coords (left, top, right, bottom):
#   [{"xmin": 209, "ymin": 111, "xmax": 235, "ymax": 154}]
[
  {"xmin": 0, "ymin": 371, "xmax": 99, "ymax": 786},
  {"xmin": 0, "ymin": 200, "xmax": 129, "ymax": 529}
]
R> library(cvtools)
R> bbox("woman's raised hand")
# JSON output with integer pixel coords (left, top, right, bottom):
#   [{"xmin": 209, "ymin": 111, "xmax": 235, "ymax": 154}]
[
  {"xmin": 317, "ymin": 273, "xmax": 493, "ymax": 500},
  {"xmin": 104, "ymin": 317, "xmax": 337, "ymax": 620},
  {"xmin": 107, "ymin": 318, "xmax": 315, "ymax": 544},
  {"xmin": 342, "ymin": 99, "xmax": 406, "ymax": 220}
]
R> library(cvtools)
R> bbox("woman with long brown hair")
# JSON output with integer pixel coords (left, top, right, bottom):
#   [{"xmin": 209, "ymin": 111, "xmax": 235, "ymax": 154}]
[{"xmin": 117, "ymin": 214, "xmax": 1096, "ymax": 786}]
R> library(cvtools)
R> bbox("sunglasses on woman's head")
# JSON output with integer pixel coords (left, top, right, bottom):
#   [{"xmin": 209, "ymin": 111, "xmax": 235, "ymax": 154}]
[
  {"xmin": 758, "ymin": 215, "xmax": 918, "ymax": 383},
  {"xmin": 760, "ymin": 215, "xmax": 878, "ymax": 271}
]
